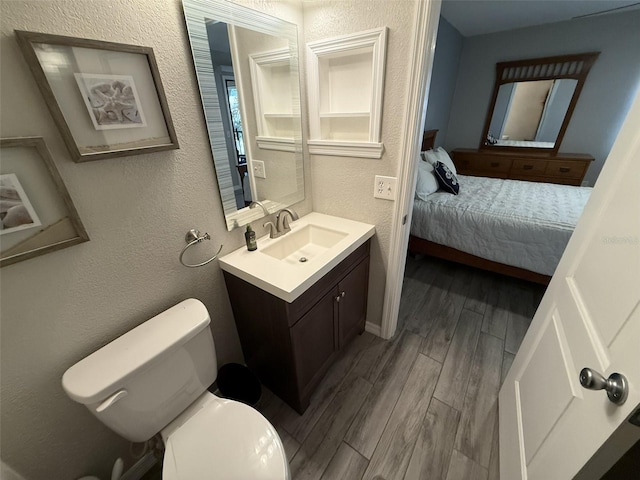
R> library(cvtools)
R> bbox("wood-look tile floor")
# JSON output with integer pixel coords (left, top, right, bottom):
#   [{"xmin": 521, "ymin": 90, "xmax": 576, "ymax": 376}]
[{"xmin": 255, "ymin": 255, "xmax": 546, "ymax": 480}]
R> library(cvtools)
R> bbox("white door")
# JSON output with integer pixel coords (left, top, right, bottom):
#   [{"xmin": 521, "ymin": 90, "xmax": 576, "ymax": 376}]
[{"xmin": 499, "ymin": 89, "xmax": 640, "ymax": 479}]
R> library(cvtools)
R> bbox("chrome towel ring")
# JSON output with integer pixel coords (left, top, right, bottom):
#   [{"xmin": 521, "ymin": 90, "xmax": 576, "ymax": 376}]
[{"xmin": 179, "ymin": 229, "xmax": 223, "ymax": 268}]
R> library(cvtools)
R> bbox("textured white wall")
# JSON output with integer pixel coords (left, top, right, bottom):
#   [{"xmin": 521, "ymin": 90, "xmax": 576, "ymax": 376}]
[
  {"xmin": 302, "ymin": 0, "xmax": 419, "ymax": 328},
  {"xmin": 0, "ymin": 1, "xmax": 309, "ymax": 479},
  {"xmin": 1, "ymin": 461, "xmax": 28, "ymax": 480}
]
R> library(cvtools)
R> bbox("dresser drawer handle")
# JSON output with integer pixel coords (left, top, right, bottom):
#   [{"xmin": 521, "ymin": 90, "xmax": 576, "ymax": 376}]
[
  {"xmin": 559, "ymin": 167, "xmax": 571, "ymax": 173},
  {"xmin": 523, "ymin": 165, "xmax": 534, "ymax": 170},
  {"xmin": 490, "ymin": 162, "xmax": 500, "ymax": 168}
]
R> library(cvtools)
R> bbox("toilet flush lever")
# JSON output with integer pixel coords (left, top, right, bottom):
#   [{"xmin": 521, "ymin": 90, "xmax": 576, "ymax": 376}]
[{"xmin": 96, "ymin": 389, "xmax": 128, "ymax": 413}]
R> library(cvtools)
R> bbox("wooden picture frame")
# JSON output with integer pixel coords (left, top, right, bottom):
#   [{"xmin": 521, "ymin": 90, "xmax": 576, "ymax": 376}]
[
  {"xmin": 1, "ymin": 137, "xmax": 89, "ymax": 267},
  {"xmin": 15, "ymin": 30, "xmax": 179, "ymax": 162}
]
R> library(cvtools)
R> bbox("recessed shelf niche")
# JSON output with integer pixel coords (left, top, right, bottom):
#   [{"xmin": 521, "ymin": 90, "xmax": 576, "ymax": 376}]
[
  {"xmin": 249, "ymin": 47, "xmax": 299, "ymax": 152},
  {"xmin": 307, "ymin": 27, "xmax": 387, "ymax": 158}
]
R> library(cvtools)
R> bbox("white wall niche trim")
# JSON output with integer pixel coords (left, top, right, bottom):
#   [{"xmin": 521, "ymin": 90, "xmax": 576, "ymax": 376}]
[
  {"xmin": 307, "ymin": 139, "xmax": 383, "ymax": 158},
  {"xmin": 249, "ymin": 47, "xmax": 300, "ymax": 151},
  {"xmin": 307, "ymin": 27, "xmax": 388, "ymax": 158},
  {"xmin": 256, "ymin": 136, "xmax": 296, "ymax": 151}
]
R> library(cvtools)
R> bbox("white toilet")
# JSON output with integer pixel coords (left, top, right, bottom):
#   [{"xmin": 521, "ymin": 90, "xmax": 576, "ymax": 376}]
[{"xmin": 62, "ymin": 298, "xmax": 289, "ymax": 480}]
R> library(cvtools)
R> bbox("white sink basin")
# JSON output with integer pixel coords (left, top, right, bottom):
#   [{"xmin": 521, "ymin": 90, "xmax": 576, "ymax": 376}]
[
  {"xmin": 219, "ymin": 212, "xmax": 375, "ymax": 302},
  {"xmin": 261, "ymin": 224, "xmax": 348, "ymax": 263}
]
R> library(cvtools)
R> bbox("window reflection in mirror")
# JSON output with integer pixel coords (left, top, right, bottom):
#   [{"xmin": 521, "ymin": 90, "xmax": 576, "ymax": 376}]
[
  {"xmin": 487, "ymin": 79, "xmax": 577, "ymax": 149},
  {"xmin": 183, "ymin": 0, "xmax": 304, "ymax": 231}
]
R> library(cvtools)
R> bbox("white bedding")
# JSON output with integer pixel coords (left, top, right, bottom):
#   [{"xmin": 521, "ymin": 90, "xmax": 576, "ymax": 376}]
[{"xmin": 411, "ymin": 175, "xmax": 592, "ymax": 276}]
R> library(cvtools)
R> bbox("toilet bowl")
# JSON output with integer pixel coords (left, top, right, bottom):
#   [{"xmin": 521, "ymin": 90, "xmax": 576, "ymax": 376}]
[{"xmin": 62, "ymin": 299, "xmax": 289, "ymax": 480}]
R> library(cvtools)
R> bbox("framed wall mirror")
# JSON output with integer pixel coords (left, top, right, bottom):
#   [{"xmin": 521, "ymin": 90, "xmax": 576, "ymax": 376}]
[
  {"xmin": 183, "ymin": 0, "xmax": 304, "ymax": 231},
  {"xmin": 480, "ymin": 52, "xmax": 599, "ymax": 155}
]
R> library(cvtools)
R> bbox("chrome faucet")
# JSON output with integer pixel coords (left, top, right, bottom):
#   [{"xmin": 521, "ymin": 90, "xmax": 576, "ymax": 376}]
[
  {"xmin": 263, "ymin": 208, "xmax": 299, "ymax": 239},
  {"xmin": 276, "ymin": 208, "xmax": 299, "ymax": 235},
  {"xmin": 249, "ymin": 201, "xmax": 270, "ymax": 217}
]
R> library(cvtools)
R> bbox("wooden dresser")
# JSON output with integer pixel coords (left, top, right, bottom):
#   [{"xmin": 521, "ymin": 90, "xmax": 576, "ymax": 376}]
[{"xmin": 451, "ymin": 148, "xmax": 594, "ymax": 186}]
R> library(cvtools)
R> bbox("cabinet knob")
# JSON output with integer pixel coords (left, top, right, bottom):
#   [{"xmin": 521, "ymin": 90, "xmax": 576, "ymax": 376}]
[
  {"xmin": 559, "ymin": 167, "xmax": 571, "ymax": 173},
  {"xmin": 341, "ymin": 291, "xmax": 346, "ymax": 298},
  {"xmin": 335, "ymin": 295, "xmax": 341, "ymax": 303}
]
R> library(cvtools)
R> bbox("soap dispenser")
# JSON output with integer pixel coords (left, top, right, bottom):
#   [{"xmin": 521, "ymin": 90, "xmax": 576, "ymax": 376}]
[{"xmin": 245, "ymin": 225, "xmax": 257, "ymax": 251}]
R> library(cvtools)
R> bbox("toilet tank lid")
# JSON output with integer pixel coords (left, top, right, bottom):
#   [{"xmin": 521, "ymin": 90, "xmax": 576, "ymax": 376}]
[{"xmin": 62, "ymin": 299, "xmax": 211, "ymax": 405}]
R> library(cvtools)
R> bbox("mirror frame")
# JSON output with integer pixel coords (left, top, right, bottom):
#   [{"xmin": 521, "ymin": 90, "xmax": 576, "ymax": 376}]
[
  {"xmin": 182, "ymin": 0, "xmax": 304, "ymax": 230},
  {"xmin": 480, "ymin": 52, "xmax": 599, "ymax": 156}
]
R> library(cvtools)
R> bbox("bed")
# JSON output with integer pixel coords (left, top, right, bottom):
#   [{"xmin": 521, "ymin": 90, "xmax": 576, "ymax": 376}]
[{"xmin": 409, "ymin": 130, "xmax": 592, "ymax": 284}]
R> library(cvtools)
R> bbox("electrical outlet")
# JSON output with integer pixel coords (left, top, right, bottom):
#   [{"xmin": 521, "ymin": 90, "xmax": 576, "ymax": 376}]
[
  {"xmin": 374, "ymin": 175, "xmax": 397, "ymax": 201},
  {"xmin": 252, "ymin": 160, "xmax": 266, "ymax": 179}
]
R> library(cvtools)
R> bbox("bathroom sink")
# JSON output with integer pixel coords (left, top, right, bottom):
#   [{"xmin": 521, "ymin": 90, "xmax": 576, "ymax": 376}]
[
  {"xmin": 261, "ymin": 224, "xmax": 348, "ymax": 263},
  {"xmin": 219, "ymin": 212, "xmax": 375, "ymax": 302}
]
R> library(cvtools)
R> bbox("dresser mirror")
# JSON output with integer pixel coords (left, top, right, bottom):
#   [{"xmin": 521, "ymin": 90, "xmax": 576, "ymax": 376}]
[
  {"xmin": 480, "ymin": 52, "xmax": 599, "ymax": 155},
  {"xmin": 183, "ymin": 0, "xmax": 304, "ymax": 230}
]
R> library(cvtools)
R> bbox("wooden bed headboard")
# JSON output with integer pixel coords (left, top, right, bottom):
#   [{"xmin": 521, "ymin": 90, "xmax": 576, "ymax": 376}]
[{"xmin": 421, "ymin": 129, "xmax": 438, "ymax": 151}]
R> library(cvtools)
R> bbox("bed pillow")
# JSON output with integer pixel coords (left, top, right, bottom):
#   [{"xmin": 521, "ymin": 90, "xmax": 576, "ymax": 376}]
[
  {"xmin": 433, "ymin": 161, "xmax": 460, "ymax": 195},
  {"xmin": 415, "ymin": 159, "xmax": 439, "ymax": 200},
  {"xmin": 421, "ymin": 147, "xmax": 457, "ymax": 176},
  {"xmin": 420, "ymin": 149, "xmax": 439, "ymax": 165},
  {"xmin": 434, "ymin": 147, "xmax": 457, "ymax": 175}
]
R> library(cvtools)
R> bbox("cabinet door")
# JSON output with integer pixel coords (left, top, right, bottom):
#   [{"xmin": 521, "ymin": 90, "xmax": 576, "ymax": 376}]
[
  {"xmin": 290, "ymin": 289, "xmax": 338, "ymax": 396},
  {"xmin": 338, "ymin": 258, "xmax": 369, "ymax": 347}
]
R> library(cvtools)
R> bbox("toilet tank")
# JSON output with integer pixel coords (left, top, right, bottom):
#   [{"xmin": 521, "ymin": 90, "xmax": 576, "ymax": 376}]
[{"xmin": 62, "ymin": 299, "xmax": 218, "ymax": 442}]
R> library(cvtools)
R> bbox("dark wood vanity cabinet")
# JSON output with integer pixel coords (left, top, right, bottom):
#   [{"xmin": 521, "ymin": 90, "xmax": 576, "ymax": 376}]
[
  {"xmin": 223, "ymin": 241, "xmax": 370, "ymax": 413},
  {"xmin": 451, "ymin": 148, "xmax": 593, "ymax": 186}
]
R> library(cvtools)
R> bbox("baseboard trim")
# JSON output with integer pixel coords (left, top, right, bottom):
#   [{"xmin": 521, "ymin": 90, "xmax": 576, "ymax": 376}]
[{"xmin": 365, "ymin": 321, "xmax": 382, "ymax": 337}]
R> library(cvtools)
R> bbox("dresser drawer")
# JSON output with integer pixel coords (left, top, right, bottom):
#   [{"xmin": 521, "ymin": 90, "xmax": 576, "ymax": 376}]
[
  {"xmin": 512, "ymin": 158, "xmax": 547, "ymax": 175},
  {"xmin": 545, "ymin": 161, "xmax": 584, "ymax": 179},
  {"xmin": 478, "ymin": 157, "xmax": 512, "ymax": 173},
  {"xmin": 454, "ymin": 157, "xmax": 474, "ymax": 171},
  {"xmin": 451, "ymin": 149, "xmax": 591, "ymax": 185}
]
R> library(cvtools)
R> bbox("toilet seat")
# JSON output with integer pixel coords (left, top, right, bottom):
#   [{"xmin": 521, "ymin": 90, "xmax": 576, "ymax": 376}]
[{"xmin": 162, "ymin": 394, "xmax": 289, "ymax": 480}]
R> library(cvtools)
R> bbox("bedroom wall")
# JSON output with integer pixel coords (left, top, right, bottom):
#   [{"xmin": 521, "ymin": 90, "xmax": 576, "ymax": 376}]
[
  {"xmin": 302, "ymin": 0, "xmax": 421, "ymax": 330},
  {"xmin": 424, "ymin": 16, "xmax": 463, "ymax": 146},
  {"xmin": 444, "ymin": 10, "xmax": 640, "ymax": 186},
  {"xmin": 0, "ymin": 1, "xmax": 309, "ymax": 479}
]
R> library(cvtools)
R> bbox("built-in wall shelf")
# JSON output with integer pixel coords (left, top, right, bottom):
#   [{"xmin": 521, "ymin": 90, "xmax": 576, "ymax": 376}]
[
  {"xmin": 249, "ymin": 48, "xmax": 300, "ymax": 152},
  {"xmin": 307, "ymin": 27, "xmax": 387, "ymax": 158}
]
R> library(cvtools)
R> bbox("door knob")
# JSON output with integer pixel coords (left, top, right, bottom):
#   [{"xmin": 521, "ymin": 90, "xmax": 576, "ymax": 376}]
[{"xmin": 579, "ymin": 368, "xmax": 628, "ymax": 405}]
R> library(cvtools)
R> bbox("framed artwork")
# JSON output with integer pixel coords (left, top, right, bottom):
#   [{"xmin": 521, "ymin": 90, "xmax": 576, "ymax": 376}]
[
  {"xmin": 15, "ymin": 30, "xmax": 179, "ymax": 162},
  {"xmin": 73, "ymin": 73, "xmax": 148, "ymax": 130},
  {"xmin": 0, "ymin": 137, "xmax": 89, "ymax": 267},
  {"xmin": 0, "ymin": 173, "xmax": 42, "ymax": 235}
]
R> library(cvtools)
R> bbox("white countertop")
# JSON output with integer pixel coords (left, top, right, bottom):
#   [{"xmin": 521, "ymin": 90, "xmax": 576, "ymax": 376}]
[{"xmin": 219, "ymin": 212, "xmax": 375, "ymax": 303}]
